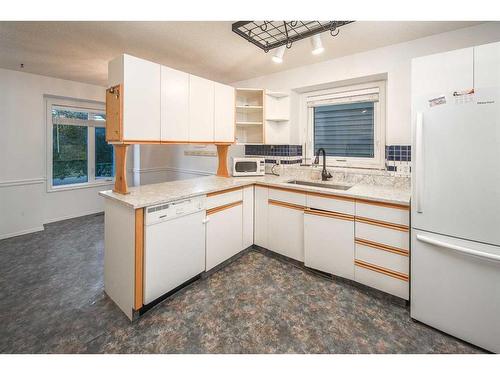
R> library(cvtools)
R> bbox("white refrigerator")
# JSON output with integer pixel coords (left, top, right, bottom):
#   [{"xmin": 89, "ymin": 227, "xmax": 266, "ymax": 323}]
[{"xmin": 411, "ymin": 41, "xmax": 500, "ymax": 353}]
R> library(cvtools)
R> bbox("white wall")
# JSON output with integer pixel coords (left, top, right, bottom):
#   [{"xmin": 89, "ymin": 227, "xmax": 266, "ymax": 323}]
[
  {"xmin": 0, "ymin": 68, "xmax": 114, "ymax": 239},
  {"xmin": 233, "ymin": 22, "xmax": 500, "ymax": 146}
]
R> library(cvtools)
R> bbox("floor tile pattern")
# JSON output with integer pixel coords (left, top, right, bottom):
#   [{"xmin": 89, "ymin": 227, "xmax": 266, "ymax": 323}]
[{"xmin": 0, "ymin": 214, "xmax": 485, "ymax": 353}]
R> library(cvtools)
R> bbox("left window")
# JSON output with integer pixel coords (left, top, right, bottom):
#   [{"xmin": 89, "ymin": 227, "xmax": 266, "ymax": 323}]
[{"xmin": 46, "ymin": 98, "xmax": 114, "ymax": 191}]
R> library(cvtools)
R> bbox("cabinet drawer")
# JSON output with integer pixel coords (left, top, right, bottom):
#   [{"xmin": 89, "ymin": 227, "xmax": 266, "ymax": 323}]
[
  {"xmin": 206, "ymin": 188, "xmax": 243, "ymax": 209},
  {"xmin": 268, "ymin": 187, "xmax": 306, "ymax": 207},
  {"xmin": 355, "ymin": 240, "xmax": 409, "ymax": 275},
  {"xmin": 355, "ymin": 261, "xmax": 409, "ymax": 300},
  {"xmin": 306, "ymin": 192, "xmax": 354, "ymax": 215},
  {"xmin": 355, "ymin": 219, "xmax": 409, "ymax": 251},
  {"xmin": 355, "ymin": 201, "xmax": 409, "ymax": 226}
]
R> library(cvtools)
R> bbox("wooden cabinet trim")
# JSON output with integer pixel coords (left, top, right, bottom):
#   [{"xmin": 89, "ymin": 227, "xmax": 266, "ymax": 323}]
[
  {"xmin": 268, "ymin": 199, "xmax": 305, "ymax": 211},
  {"xmin": 354, "ymin": 259, "xmax": 409, "ymax": 282},
  {"xmin": 356, "ymin": 198, "xmax": 410, "ymax": 210},
  {"xmin": 355, "ymin": 216, "xmax": 409, "ymax": 232},
  {"xmin": 207, "ymin": 186, "xmax": 243, "ymax": 197},
  {"xmin": 307, "ymin": 191, "xmax": 355, "ymax": 202},
  {"xmin": 112, "ymin": 144, "xmax": 129, "ymax": 195},
  {"xmin": 266, "ymin": 185, "xmax": 308, "ymax": 196},
  {"xmin": 355, "ymin": 238, "xmax": 409, "ymax": 256},
  {"xmin": 304, "ymin": 207, "xmax": 354, "ymax": 221},
  {"xmin": 206, "ymin": 200, "xmax": 243, "ymax": 216},
  {"xmin": 118, "ymin": 140, "xmax": 234, "ymax": 145},
  {"xmin": 215, "ymin": 144, "xmax": 230, "ymax": 178},
  {"xmin": 106, "ymin": 84, "xmax": 123, "ymax": 142},
  {"xmin": 134, "ymin": 208, "xmax": 144, "ymax": 310}
]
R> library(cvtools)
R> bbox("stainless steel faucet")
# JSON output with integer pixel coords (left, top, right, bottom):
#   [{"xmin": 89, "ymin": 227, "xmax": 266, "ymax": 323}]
[{"xmin": 314, "ymin": 148, "xmax": 332, "ymax": 181}]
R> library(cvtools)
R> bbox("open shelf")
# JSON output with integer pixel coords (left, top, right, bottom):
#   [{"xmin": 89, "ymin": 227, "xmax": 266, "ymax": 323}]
[
  {"xmin": 236, "ymin": 106, "xmax": 264, "ymax": 113},
  {"xmin": 236, "ymin": 121, "xmax": 263, "ymax": 126},
  {"xmin": 235, "ymin": 88, "xmax": 265, "ymax": 144}
]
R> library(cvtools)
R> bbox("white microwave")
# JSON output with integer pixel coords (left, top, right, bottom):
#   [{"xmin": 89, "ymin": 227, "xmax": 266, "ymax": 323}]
[{"xmin": 232, "ymin": 157, "xmax": 265, "ymax": 177}]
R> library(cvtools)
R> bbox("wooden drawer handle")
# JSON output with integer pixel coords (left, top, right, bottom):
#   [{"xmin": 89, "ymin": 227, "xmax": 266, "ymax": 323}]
[
  {"xmin": 355, "ymin": 259, "xmax": 409, "ymax": 282},
  {"xmin": 355, "ymin": 216, "xmax": 409, "ymax": 232},
  {"xmin": 304, "ymin": 207, "xmax": 354, "ymax": 221},
  {"xmin": 355, "ymin": 238, "xmax": 409, "ymax": 256},
  {"xmin": 206, "ymin": 200, "xmax": 242, "ymax": 215},
  {"xmin": 268, "ymin": 199, "xmax": 305, "ymax": 211},
  {"xmin": 207, "ymin": 186, "xmax": 243, "ymax": 197}
]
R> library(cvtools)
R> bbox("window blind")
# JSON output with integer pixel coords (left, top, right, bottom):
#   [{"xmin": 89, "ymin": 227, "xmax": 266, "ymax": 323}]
[{"xmin": 313, "ymin": 101, "xmax": 375, "ymax": 158}]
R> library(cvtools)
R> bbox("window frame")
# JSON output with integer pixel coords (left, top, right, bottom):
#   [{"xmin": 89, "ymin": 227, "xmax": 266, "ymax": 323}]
[
  {"xmin": 305, "ymin": 81, "xmax": 386, "ymax": 169},
  {"xmin": 46, "ymin": 97, "xmax": 114, "ymax": 192}
]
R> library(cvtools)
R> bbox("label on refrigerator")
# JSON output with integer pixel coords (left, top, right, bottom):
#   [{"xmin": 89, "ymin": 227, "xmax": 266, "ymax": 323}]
[
  {"xmin": 428, "ymin": 95, "xmax": 446, "ymax": 107},
  {"xmin": 453, "ymin": 88, "xmax": 475, "ymax": 105}
]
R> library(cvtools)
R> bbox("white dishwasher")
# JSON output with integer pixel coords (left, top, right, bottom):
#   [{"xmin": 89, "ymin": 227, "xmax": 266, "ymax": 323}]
[{"xmin": 144, "ymin": 196, "xmax": 206, "ymax": 305}]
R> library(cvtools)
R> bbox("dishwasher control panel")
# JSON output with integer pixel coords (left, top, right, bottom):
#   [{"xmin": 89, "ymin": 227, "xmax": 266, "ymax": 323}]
[{"xmin": 145, "ymin": 196, "xmax": 206, "ymax": 225}]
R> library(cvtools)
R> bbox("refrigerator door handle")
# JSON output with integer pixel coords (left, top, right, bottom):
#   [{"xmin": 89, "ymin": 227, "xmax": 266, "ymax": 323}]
[
  {"xmin": 415, "ymin": 112, "xmax": 424, "ymax": 213},
  {"xmin": 416, "ymin": 234, "xmax": 500, "ymax": 263}
]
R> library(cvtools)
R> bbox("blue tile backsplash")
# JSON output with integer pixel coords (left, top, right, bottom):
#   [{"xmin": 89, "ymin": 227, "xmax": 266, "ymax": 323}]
[
  {"xmin": 385, "ymin": 145, "xmax": 411, "ymax": 162},
  {"xmin": 245, "ymin": 144, "xmax": 411, "ymax": 176}
]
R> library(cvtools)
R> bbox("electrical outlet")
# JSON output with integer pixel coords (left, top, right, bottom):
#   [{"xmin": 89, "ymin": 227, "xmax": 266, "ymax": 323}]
[{"xmin": 398, "ymin": 164, "xmax": 410, "ymax": 175}]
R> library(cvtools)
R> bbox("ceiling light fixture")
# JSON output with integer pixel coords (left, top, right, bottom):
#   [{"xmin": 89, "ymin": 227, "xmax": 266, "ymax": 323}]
[
  {"xmin": 311, "ymin": 34, "xmax": 325, "ymax": 55},
  {"xmin": 272, "ymin": 45, "xmax": 286, "ymax": 64}
]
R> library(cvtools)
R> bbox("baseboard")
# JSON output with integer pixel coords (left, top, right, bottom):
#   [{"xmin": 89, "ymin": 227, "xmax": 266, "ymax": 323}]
[
  {"xmin": 0, "ymin": 226, "xmax": 45, "ymax": 240},
  {"xmin": 44, "ymin": 209, "xmax": 104, "ymax": 224}
]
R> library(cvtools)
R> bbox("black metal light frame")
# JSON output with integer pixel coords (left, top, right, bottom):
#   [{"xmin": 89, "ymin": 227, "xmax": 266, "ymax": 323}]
[{"xmin": 232, "ymin": 21, "xmax": 354, "ymax": 53}]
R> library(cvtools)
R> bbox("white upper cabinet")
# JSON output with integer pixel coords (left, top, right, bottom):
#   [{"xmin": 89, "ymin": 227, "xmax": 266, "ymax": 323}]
[
  {"xmin": 108, "ymin": 54, "xmax": 161, "ymax": 141},
  {"xmin": 107, "ymin": 54, "xmax": 235, "ymax": 144},
  {"xmin": 214, "ymin": 82, "xmax": 235, "ymax": 142},
  {"xmin": 189, "ymin": 75, "xmax": 215, "ymax": 142},
  {"xmin": 412, "ymin": 47, "xmax": 474, "ymax": 97},
  {"xmin": 161, "ymin": 66, "xmax": 189, "ymax": 142},
  {"xmin": 474, "ymin": 41, "xmax": 500, "ymax": 89}
]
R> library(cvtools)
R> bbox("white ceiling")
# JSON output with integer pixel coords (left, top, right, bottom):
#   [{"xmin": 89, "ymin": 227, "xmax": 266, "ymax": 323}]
[{"xmin": 0, "ymin": 21, "xmax": 483, "ymax": 86}]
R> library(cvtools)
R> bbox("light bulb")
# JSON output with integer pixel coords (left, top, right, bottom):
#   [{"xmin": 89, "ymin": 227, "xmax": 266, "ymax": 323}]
[
  {"xmin": 272, "ymin": 45, "xmax": 286, "ymax": 64},
  {"xmin": 311, "ymin": 34, "xmax": 324, "ymax": 55}
]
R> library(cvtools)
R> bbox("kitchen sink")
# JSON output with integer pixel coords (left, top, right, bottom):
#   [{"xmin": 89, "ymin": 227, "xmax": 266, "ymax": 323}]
[{"xmin": 286, "ymin": 180, "xmax": 352, "ymax": 191}]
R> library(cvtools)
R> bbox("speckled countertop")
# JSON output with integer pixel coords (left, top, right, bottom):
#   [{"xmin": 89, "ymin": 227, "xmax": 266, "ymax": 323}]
[{"xmin": 99, "ymin": 174, "xmax": 410, "ymax": 209}]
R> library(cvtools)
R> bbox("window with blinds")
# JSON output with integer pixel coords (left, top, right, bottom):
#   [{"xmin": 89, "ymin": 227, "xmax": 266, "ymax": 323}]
[
  {"xmin": 306, "ymin": 81, "xmax": 386, "ymax": 169},
  {"xmin": 313, "ymin": 101, "xmax": 375, "ymax": 158}
]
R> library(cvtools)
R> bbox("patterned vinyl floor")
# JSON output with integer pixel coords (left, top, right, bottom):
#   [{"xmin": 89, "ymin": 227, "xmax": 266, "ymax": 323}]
[{"xmin": 0, "ymin": 214, "xmax": 485, "ymax": 353}]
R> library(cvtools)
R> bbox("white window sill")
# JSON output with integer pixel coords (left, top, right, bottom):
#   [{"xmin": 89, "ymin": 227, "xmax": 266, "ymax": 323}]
[{"xmin": 47, "ymin": 179, "xmax": 114, "ymax": 193}]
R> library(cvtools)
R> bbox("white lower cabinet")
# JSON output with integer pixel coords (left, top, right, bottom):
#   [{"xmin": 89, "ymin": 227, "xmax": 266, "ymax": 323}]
[
  {"xmin": 268, "ymin": 201, "xmax": 304, "ymax": 262},
  {"xmin": 242, "ymin": 186, "xmax": 254, "ymax": 249},
  {"xmin": 254, "ymin": 186, "xmax": 269, "ymax": 248},
  {"xmin": 304, "ymin": 210, "xmax": 354, "ymax": 280},
  {"xmin": 205, "ymin": 203, "xmax": 243, "ymax": 271}
]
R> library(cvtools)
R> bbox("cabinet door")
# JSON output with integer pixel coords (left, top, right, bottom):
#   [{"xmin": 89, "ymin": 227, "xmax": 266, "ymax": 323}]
[
  {"xmin": 254, "ymin": 186, "xmax": 268, "ymax": 248},
  {"xmin": 123, "ymin": 55, "xmax": 161, "ymax": 141},
  {"xmin": 214, "ymin": 82, "xmax": 235, "ymax": 142},
  {"xmin": 189, "ymin": 75, "xmax": 214, "ymax": 142},
  {"xmin": 243, "ymin": 186, "xmax": 254, "ymax": 249},
  {"xmin": 161, "ymin": 66, "xmax": 189, "ymax": 141},
  {"xmin": 304, "ymin": 211, "xmax": 354, "ymax": 279},
  {"xmin": 474, "ymin": 41, "xmax": 500, "ymax": 89},
  {"xmin": 412, "ymin": 47, "xmax": 473, "ymax": 98},
  {"xmin": 268, "ymin": 202, "xmax": 304, "ymax": 261},
  {"xmin": 206, "ymin": 204, "xmax": 243, "ymax": 271}
]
